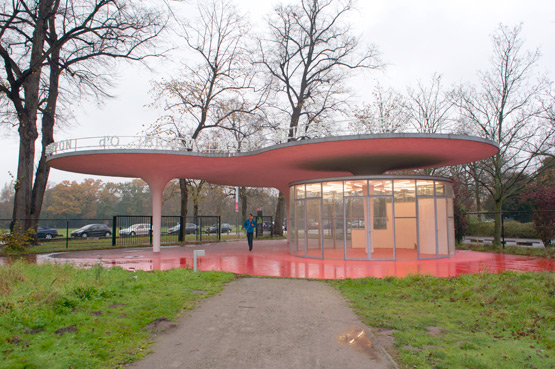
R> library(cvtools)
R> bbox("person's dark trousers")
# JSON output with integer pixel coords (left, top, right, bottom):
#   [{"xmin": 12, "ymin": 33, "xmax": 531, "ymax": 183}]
[{"xmin": 247, "ymin": 232, "xmax": 254, "ymax": 251}]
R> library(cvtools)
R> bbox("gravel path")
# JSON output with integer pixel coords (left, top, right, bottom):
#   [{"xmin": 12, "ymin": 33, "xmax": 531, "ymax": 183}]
[{"xmin": 126, "ymin": 277, "xmax": 396, "ymax": 369}]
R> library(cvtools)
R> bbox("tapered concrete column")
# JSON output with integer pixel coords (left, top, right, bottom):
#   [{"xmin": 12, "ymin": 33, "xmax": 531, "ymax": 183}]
[{"xmin": 143, "ymin": 176, "xmax": 172, "ymax": 253}]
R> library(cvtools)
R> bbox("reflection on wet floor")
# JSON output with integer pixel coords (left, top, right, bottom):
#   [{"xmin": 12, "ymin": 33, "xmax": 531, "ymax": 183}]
[{"xmin": 6, "ymin": 239, "xmax": 555, "ymax": 279}]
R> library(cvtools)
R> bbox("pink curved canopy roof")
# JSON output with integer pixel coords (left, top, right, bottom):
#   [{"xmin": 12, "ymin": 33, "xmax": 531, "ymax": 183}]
[{"xmin": 47, "ymin": 134, "xmax": 498, "ymax": 192}]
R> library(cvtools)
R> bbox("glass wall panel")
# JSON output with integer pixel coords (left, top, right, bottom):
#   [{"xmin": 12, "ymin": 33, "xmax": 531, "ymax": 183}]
[
  {"xmin": 394, "ymin": 180, "xmax": 416, "ymax": 203},
  {"xmin": 436, "ymin": 181, "xmax": 446, "ymax": 196},
  {"xmin": 394, "ymin": 196, "xmax": 416, "ymax": 217},
  {"xmin": 323, "ymin": 181, "xmax": 344, "ymax": 197},
  {"xmin": 436, "ymin": 198, "xmax": 449, "ymax": 256},
  {"xmin": 417, "ymin": 180, "xmax": 435, "ymax": 196},
  {"xmin": 448, "ymin": 217, "xmax": 456, "ymax": 255},
  {"xmin": 369, "ymin": 180, "xmax": 392, "ymax": 195},
  {"xmin": 418, "ymin": 198, "xmax": 436, "ymax": 257},
  {"xmin": 323, "ymin": 217, "xmax": 345, "ymax": 259},
  {"xmin": 447, "ymin": 198, "xmax": 455, "ymax": 255},
  {"xmin": 295, "ymin": 200, "xmax": 305, "ymax": 256},
  {"xmin": 344, "ymin": 180, "xmax": 367, "ymax": 196},
  {"xmin": 306, "ymin": 199, "xmax": 322, "ymax": 258},
  {"xmin": 295, "ymin": 184, "xmax": 306, "ymax": 199},
  {"xmin": 445, "ymin": 182, "xmax": 454, "ymax": 198},
  {"xmin": 395, "ymin": 218, "xmax": 417, "ymax": 259},
  {"xmin": 306, "ymin": 183, "xmax": 321, "ymax": 198},
  {"xmin": 323, "ymin": 182, "xmax": 343, "ymax": 218},
  {"xmin": 290, "ymin": 187, "xmax": 296, "ymax": 254},
  {"xmin": 371, "ymin": 198, "xmax": 394, "ymax": 259},
  {"xmin": 322, "ymin": 182, "xmax": 344, "ymax": 259},
  {"xmin": 345, "ymin": 197, "xmax": 367, "ymax": 259}
]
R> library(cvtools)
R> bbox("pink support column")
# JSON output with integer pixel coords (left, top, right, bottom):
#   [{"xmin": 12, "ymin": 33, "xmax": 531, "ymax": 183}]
[
  {"xmin": 280, "ymin": 186, "xmax": 291, "ymax": 246},
  {"xmin": 143, "ymin": 176, "xmax": 172, "ymax": 253}
]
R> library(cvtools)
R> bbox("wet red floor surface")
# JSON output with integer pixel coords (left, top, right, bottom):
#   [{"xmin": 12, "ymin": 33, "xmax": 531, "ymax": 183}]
[{"xmin": 39, "ymin": 239, "xmax": 555, "ymax": 279}]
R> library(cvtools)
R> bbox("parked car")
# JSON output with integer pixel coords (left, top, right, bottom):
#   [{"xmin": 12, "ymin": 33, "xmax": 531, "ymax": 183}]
[
  {"xmin": 167, "ymin": 223, "xmax": 198, "ymax": 235},
  {"xmin": 205, "ymin": 223, "xmax": 232, "ymax": 234},
  {"xmin": 71, "ymin": 224, "xmax": 111, "ymax": 238},
  {"xmin": 37, "ymin": 225, "xmax": 59, "ymax": 240},
  {"xmin": 119, "ymin": 223, "xmax": 151, "ymax": 236}
]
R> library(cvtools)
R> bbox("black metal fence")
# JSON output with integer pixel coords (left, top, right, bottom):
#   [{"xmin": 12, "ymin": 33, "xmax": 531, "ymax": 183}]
[
  {"xmin": 0, "ymin": 218, "xmax": 114, "ymax": 249},
  {"xmin": 113, "ymin": 215, "xmax": 223, "ymax": 247},
  {"xmin": 0, "ymin": 215, "xmax": 230, "ymax": 250},
  {"xmin": 114, "ymin": 215, "xmax": 153, "ymax": 247}
]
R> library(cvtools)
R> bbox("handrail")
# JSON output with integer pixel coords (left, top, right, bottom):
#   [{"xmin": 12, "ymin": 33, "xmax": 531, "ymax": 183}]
[
  {"xmin": 45, "ymin": 136, "xmax": 235, "ymax": 157},
  {"xmin": 46, "ymin": 131, "xmax": 498, "ymax": 159}
]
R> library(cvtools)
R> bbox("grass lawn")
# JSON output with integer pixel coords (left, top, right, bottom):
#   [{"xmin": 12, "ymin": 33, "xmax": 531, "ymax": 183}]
[
  {"xmin": 0, "ymin": 261, "xmax": 235, "ymax": 369},
  {"xmin": 332, "ymin": 271, "xmax": 555, "ymax": 369}
]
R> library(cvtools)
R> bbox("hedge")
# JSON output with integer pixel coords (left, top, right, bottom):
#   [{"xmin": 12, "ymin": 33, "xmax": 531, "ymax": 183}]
[{"xmin": 467, "ymin": 219, "xmax": 539, "ymax": 239}]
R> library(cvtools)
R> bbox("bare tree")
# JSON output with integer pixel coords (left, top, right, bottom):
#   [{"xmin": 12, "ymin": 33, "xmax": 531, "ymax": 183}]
[
  {"xmin": 351, "ymin": 84, "xmax": 407, "ymax": 133},
  {"xmin": 0, "ymin": 0, "xmax": 165, "ymax": 236},
  {"xmin": 258, "ymin": 0, "xmax": 381, "ymax": 235},
  {"xmin": 452, "ymin": 24, "xmax": 554, "ymax": 245},
  {"xmin": 149, "ymin": 0, "xmax": 265, "ymax": 222},
  {"xmin": 405, "ymin": 73, "xmax": 453, "ymax": 134}
]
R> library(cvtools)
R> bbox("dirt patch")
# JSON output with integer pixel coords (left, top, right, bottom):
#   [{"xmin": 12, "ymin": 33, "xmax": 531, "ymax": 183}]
[
  {"xmin": 24, "ymin": 328, "xmax": 45, "ymax": 335},
  {"xmin": 373, "ymin": 328, "xmax": 396, "ymax": 348},
  {"xmin": 426, "ymin": 326, "xmax": 444, "ymax": 336},
  {"xmin": 55, "ymin": 325, "xmax": 78, "ymax": 335},
  {"xmin": 145, "ymin": 317, "xmax": 178, "ymax": 334},
  {"xmin": 89, "ymin": 310, "xmax": 102, "ymax": 316},
  {"xmin": 108, "ymin": 304, "xmax": 127, "ymax": 308},
  {"xmin": 191, "ymin": 290, "xmax": 207, "ymax": 295},
  {"xmin": 7, "ymin": 336, "xmax": 23, "ymax": 345}
]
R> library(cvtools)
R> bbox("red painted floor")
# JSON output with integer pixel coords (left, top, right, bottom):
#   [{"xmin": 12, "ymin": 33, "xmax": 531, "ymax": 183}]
[{"xmin": 39, "ymin": 239, "xmax": 555, "ymax": 279}]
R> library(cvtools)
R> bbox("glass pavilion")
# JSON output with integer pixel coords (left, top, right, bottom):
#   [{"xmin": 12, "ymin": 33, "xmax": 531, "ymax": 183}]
[{"xmin": 289, "ymin": 176, "xmax": 455, "ymax": 260}]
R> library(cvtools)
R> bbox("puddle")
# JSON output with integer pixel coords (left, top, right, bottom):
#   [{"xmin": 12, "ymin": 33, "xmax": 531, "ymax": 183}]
[{"xmin": 338, "ymin": 326, "xmax": 372, "ymax": 350}]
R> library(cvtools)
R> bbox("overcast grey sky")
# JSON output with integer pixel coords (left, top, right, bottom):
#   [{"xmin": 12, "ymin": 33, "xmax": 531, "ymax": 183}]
[{"xmin": 1, "ymin": 0, "xmax": 554, "ymax": 187}]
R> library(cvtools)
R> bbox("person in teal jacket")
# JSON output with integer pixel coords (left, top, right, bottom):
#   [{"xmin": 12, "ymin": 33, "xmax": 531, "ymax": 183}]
[{"xmin": 243, "ymin": 214, "xmax": 257, "ymax": 251}]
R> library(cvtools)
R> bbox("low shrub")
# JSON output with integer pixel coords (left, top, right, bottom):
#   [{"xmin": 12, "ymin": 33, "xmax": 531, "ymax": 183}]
[{"xmin": 466, "ymin": 219, "xmax": 538, "ymax": 239}]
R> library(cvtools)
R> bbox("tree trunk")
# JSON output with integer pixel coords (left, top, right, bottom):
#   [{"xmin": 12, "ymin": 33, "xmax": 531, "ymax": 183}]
[
  {"xmin": 493, "ymin": 198, "xmax": 503, "ymax": 246},
  {"xmin": 240, "ymin": 186, "xmax": 248, "ymax": 222},
  {"xmin": 11, "ymin": 123, "xmax": 38, "ymax": 234},
  {"xmin": 191, "ymin": 181, "xmax": 204, "ymax": 221},
  {"xmin": 31, "ymin": 38, "xmax": 60, "ymax": 233},
  {"xmin": 474, "ymin": 183, "xmax": 482, "ymax": 215},
  {"xmin": 10, "ymin": 0, "xmax": 52, "ymax": 235},
  {"xmin": 273, "ymin": 191, "xmax": 285, "ymax": 236},
  {"xmin": 179, "ymin": 178, "xmax": 189, "ymax": 222}
]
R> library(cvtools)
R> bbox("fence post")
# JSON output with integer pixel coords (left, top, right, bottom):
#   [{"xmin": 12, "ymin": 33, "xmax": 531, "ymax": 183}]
[
  {"xmin": 218, "ymin": 215, "xmax": 221, "ymax": 241},
  {"xmin": 66, "ymin": 220, "xmax": 69, "ymax": 249},
  {"xmin": 112, "ymin": 216, "xmax": 117, "ymax": 246}
]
